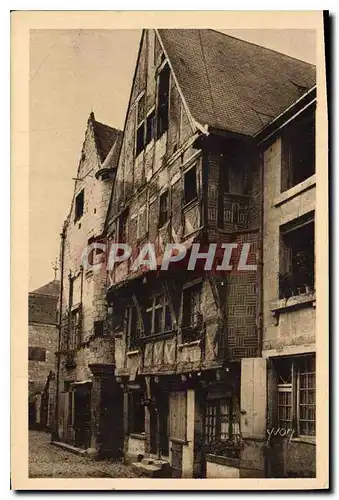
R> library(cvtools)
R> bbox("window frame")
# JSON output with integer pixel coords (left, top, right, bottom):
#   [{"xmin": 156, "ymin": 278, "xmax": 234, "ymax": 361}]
[
  {"xmin": 181, "ymin": 281, "xmax": 203, "ymax": 343},
  {"xmin": 74, "ymin": 189, "xmax": 84, "ymax": 222},
  {"xmin": 93, "ymin": 320, "xmax": 104, "ymax": 338},
  {"xmin": 280, "ymin": 110, "xmax": 315, "ymax": 193},
  {"xmin": 135, "ymin": 93, "xmax": 146, "ymax": 158},
  {"xmin": 145, "ymin": 107, "xmax": 155, "ymax": 148},
  {"xmin": 159, "ymin": 189, "xmax": 169, "ymax": 228},
  {"xmin": 275, "ymin": 355, "xmax": 316, "ymax": 437},
  {"xmin": 183, "ymin": 164, "xmax": 198, "ymax": 206},
  {"xmin": 118, "ymin": 209, "xmax": 129, "ymax": 244},
  {"xmin": 204, "ymin": 397, "xmax": 241, "ymax": 458},
  {"xmin": 124, "ymin": 305, "xmax": 142, "ymax": 350},
  {"xmin": 135, "ymin": 93, "xmax": 156, "ymax": 158},
  {"xmin": 279, "ymin": 214, "xmax": 315, "ymax": 298},
  {"xmin": 28, "ymin": 346, "xmax": 46, "ymax": 362},
  {"xmin": 144, "ymin": 293, "xmax": 173, "ymax": 336},
  {"xmin": 156, "ymin": 62, "xmax": 170, "ymax": 140},
  {"xmin": 70, "ymin": 305, "xmax": 82, "ymax": 350}
]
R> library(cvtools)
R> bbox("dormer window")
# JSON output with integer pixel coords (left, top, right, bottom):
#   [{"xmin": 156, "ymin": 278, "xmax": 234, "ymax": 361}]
[
  {"xmin": 75, "ymin": 189, "xmax": 84, "ymax": 222},
  {"xmin": 156, "ymin": 63, "xmax": 170, "ymax": 139}
]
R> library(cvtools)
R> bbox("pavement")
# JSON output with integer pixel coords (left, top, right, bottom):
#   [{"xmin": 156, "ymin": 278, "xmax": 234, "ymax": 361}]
[{"xmin": 29, "ymin": 430, "xmax": 139, "ymax": 478}]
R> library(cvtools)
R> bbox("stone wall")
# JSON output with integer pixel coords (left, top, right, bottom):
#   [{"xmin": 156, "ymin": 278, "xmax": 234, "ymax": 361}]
[
  {"xmin": 28, "ymin": 323, "xmax": 58, "ymax": 398},
  {"xmin": 262, "ymin": 135, "xmax": 316, "ymax": 354}
]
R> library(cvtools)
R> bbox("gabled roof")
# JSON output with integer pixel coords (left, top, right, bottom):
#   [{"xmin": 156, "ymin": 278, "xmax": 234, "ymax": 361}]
[
  {"xmin": 158, "ymin": 29, "xmax": 316, "ymax": 137},
  {"xmin": 90, "ymin": 113, "xmax": 122, "ymax": 163},
  {"xmin": 31, "ymin": 280, "xmax": 60, "ymax": 297}
]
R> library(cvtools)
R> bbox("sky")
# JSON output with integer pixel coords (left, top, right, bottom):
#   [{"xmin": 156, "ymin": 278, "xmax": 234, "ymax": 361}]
[{"xmin": 29, "ymin": 28, "xmax": 316, "ymax": 291}]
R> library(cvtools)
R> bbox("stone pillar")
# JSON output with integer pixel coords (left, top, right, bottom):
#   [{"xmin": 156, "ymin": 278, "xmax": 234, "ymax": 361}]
[
  {"xmin": 88, "ymin": 363, "xmax": 122, "ymax": 460},
  {"xmin": 123, "ymin": 389, "xmax": 130, "ymax": 459},
  {"xmin": 240, "ymin": 357, "xmax": 267, "ymax": 477},
  {"xmin": 182, "ymin": 388, "xmax": 195, "ymax": 478}
]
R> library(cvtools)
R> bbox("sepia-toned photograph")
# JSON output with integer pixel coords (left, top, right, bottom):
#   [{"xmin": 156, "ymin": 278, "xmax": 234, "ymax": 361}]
[{"xmin": 11, "ymin": 10, "xmax": 328, "ymax": 490}]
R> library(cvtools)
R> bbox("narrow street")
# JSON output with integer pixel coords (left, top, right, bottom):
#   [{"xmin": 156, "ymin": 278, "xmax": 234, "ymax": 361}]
[{"xmin": 29, "ymin": 430, "xmax": 139, "ymax": 478}]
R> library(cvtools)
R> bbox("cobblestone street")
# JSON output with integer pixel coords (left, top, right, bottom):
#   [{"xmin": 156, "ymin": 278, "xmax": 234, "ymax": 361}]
[{"xmin": 29, "ymin": 430, "xmax": 139, "ymax": 478}]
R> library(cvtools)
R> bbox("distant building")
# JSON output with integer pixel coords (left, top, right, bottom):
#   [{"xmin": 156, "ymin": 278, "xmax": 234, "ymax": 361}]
[
  {"xmin": 28, "ymin": 279, "xmax": 60, "ymax": 429},
  {"xmin": 55, "ymin": 112, "xmax": 123, "ymax": 458}
]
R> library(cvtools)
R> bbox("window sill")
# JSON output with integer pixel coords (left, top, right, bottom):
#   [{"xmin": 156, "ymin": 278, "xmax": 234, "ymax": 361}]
[
  {"xmin": 274, "ymin": 174, "xmax": 316, "ymax": 208},
  {"xmin": 127, "ymin": 350, "xmax": 140, "ymax": 356},
  {"xmin": 178, "ymin": 340, "xmax": 201, "ymax": 349},
  {"xmin": 138, "ymin": 330, "xmax": 176, "ymax": 343},
  {"xmin": 158, "ymin": 220, "xmax": 170, "ymax": 230},
  {"xmin": 291, "ymin": 436, "xmax": 316, "ymax": 445},
  {"xmin": 183, "ymin": 197, "xmax": 199, "ymax": 211},
  {"xmin": 205, "ymin": 454, "xmax": 240, "ymax": 468},
  {"xmin": 170, "ymin": 437, "xmax": 188, "ymax": 445},
  {"xmin": 145, "ymin": 140, "xmax": 154, "ymax": 153},
  {"xmin": 224, "ymin": 192, "xmax": 252, "ymax": 199},
  {"xmin": 130, "ymin": 433, "xmax": 146, "ymax": 441},
  {"xmin": 271, "ymin": 292, "xmax": 316, "ymax": 314}
]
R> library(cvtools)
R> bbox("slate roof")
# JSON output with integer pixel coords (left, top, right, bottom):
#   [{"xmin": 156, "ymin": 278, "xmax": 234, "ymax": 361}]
[
  {"xmin": 92, "ymin": 117, "xmax": 122, "ymax": 163},
  {"xmin": 31, "ymin": 280, "xmax": 60, "ymax": 297},
  {"xmin": 158, "ymin": 29, "xmax": 316, "ymax": 137}
]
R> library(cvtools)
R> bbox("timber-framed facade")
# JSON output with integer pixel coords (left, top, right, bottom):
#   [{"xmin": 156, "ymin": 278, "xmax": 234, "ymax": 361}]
[{"xmin": 104, "ymin": 29, "xmax": 316, "ymax": 478}]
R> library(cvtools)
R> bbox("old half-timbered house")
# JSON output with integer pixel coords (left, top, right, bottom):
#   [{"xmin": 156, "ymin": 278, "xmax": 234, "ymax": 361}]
[
  {"xmin": 54, "ymin": 112, "xmax": 124, "ymax": 459},
  {"xmin": 105, "ymin": 29, "xmax": 316, "ymax": 477}
]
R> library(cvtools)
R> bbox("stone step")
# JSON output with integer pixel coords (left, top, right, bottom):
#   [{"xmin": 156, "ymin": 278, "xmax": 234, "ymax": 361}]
[
  {"xmin": 50, "ymin": 440, "xmax": 88, "ymax": 457},
  {"xmin": 131, "ymin": 459, "xmax": 172, "ymax": 478}
]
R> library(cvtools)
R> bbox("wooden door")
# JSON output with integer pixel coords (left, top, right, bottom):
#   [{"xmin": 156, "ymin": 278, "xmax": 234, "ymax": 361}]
[
  {"xmin": 171, "ymin": 441, "xmax": 183, "ymax": 478},
  {"xmin": 149, "ymin": 407, "xmax": 157, "ymax": 454},
  {"xmin": 159, "ymin": 392, "xmax": 169, "ymax": 456}
]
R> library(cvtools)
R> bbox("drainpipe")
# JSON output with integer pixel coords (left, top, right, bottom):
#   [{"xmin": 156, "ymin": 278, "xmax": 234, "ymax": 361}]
[
  {"xmin": 258, "ymin": 150, "xmax": 264, "ymax": 358},
  {"xmin": 51, "ymin": 227, "xmax": 66, "ymax": 442}
]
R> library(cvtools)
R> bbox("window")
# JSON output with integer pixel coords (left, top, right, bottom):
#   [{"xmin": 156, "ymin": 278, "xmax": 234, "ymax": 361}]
[
  {"xmin": 275, "ymin": 355, "xmax": 316, "ymax": 436},
  {"xmin": 277, "ymin": 358, "xmax": 293, "ymax": 429},
  {"xmin": 281, "ymin": 111, "xmax": 315, "ymax": 192},
  {"xmin": 70, "ymin": 307, "xmax": 82, "ymax": 350},
  {"xmin": 118, "ymin": 209, "xmax": 129, "ymax": 244},
  {"xmin": 93, "ymin": 320, "xmax": 104, "ymax": 338},
  {"xmin": 135, "ymin": 94, "xmax": 145, "ymax": 157},
  {"xmin": 136, "ymin": 122, "xmax": 145, "ymax": 157},
  {"xmin": 159, "ymin": 190, "xmax": 169, "ymax": 227},
  {"xmin": 135, "ymin": 95, "xmax": 156, "ymax": 157},
  {"xmin": 75, "ymin": 190, "xmax": 84, "ymax": 222},
  {"xmin": 129, "ymin": 391, "xmax": 145, "ymax": 434},
  {"xmin": 137, "ymin": 208, "xmax": 147, "ymax": 240},
  {"xmin": 29, "ymin": 347, "xmax": 46, "ymax": 362},
  {"xmin": 144, "ymin": 294, "xmax": 172, "ymax": 336},
  {"xmin": 184, "ymin": 165, "xmax": 198, "ymax": 205},
  {"xmin": 279, "ymin": 214, "xmax": 315, "ymax": 298},
  {"xmin": 204, "ymin": 398, "xmax": 240, "ymax": 458},
  {"xmin": 182, "ymin": 283, "xmax": 202, "ymax": 342},
  {"xmin": 124, "ymin": 305, "xmax": 141, "ymax": 349},
  {"xmin": 145, "ymin": 109, "xmax": 155, "ymax": 146},
  {"xmin": 156, "ymin": 64, "xmax": 170, "ymax": 139}
]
